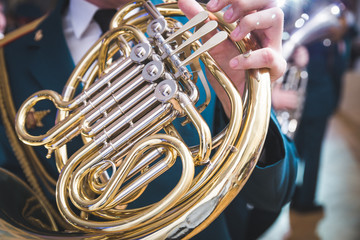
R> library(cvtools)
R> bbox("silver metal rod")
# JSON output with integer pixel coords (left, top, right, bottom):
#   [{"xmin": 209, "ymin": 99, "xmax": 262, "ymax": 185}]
[{"xmin": 69, "ymin": 57, "xmax": 133, "ymax": 109}]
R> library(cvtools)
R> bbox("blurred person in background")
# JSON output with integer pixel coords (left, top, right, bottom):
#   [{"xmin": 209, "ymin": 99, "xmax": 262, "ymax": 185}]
[
  {"xmin": 8, "ymin": 2, "xmax": 44, "ymax": 31},
  {"xmin": 272, "ymin": 45, "xmax": 309, "ymax": 112},
  {"xmin": 13, "ymin": 2, "xmax": 44, "ymax": 27},
  {"xmin": 0, "ymin": 0, "xmax": 298, "ymax": 239},
  {"xmin": 289, "ymin": 0, "xmax": 357, "ymax": 214},
  {"xmin": 273, "ymin": 0, "xmax": 357, "ymax": 238}
]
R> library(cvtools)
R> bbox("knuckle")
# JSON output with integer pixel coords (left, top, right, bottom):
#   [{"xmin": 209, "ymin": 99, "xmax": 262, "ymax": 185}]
[
  {"xmin": 240, "ymin": 15, "xmax": 252, "ymax": 29},
  {"xmin": 234, "ymin": 0, "xmax": 245, "ymax": 7},
  {"xmin": 273, "ymin": 7, "xmax": 284, "ymax": 20},
  {"xmin": 272, "ymin": 7, "xmax": 284, "ymax": 25},
  {"xmin": 280, "ymin": 57, "xmax": 287, "ymax": 75},
  {"xmin": 273, "ymin": 55, "xmax": 287, "ymax": 81},
  {"xmin": 261, "ymin": 48, "xmax": 275, "ymax": 65}
]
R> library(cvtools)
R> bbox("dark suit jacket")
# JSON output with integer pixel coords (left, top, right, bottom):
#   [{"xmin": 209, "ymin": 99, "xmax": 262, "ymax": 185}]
[{"xmin": 0, "ymin": 0, "xmax": 298, "ymax": 239}]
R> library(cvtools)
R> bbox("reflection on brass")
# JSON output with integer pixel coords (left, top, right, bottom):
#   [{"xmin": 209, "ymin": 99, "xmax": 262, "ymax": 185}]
[
  {"xmin": 242, "ymin": 49, "xmax": 252, "ymax": 58},
  {"xmin": 0, "ymin": 168, "xmax": 58, "ymax": 238},
  {"xmin": 22, "ymin": 196, "xmax": 54, "ymax": 231},
  {"xmin": 34, "ymin": 29, "xmax": 43, "ymax": 42},
  {"xmin": 25, "ymin": 108, "xmax": 50, "ymax": 129},
  {"xmin": 12, "ymin": 1, "xmax": 270, "ymax": 239}
]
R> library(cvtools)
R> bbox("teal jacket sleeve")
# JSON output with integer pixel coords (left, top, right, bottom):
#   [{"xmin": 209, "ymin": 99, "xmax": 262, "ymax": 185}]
[
  {"xmin": 240, "ymin": 110, "xmax": 299, "ymax": 211},
  {"xmin": 214, "ymin": 99, "xmax": 299, "ymax": 212}
]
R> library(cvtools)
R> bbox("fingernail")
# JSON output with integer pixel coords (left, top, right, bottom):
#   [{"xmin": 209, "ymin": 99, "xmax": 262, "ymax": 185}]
[
  {"xmin": 229, "ymin": 58, "xmax": 239, "ymax": 68},
  {"xmin": 207, "ymin": 0, "xmax": 218, "ymax": 9},
  {"xmin": 224, "ymin": 7, "xmax": 233, "ymax": 21}
]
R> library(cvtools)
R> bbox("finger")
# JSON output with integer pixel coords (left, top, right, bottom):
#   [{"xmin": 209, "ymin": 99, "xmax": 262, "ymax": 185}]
[
  {"xmin": 207, "ymin": 0, "xmax": 278, "ymax": 16},
  {"xmin": 223, "ymin": 4, "xmax": 248, "ymax": 24},
  {"xmin": 222, "ymin": 2, "xmax": 257, "ymax": 23},
  {"xmin": 178, "ymin": 0, "xmax": 204, "ymax": 20},
  {"xmin": 206, "ymin": 0, "xmax": 231, "ymax": 12},
  {"xmin": 178, "ymin": 0, "xmax": 220, "ymax": 44},
  {"xmin": 229, "ymin": 47, "xmax": 287, "ymax": 82},
  {"xmin": 231, "ymin": 7, "xmax": 284, "ymax": 50}
]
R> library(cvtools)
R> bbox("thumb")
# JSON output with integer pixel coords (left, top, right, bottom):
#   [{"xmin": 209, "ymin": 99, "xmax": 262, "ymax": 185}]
[{"xmin": 178, "ymin": 0, "xmax": 204, "ymax": 20}]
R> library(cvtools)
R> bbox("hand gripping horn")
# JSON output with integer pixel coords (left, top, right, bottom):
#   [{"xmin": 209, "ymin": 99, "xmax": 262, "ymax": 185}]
[{"xmin": 14, "ymin": 1, "xmax": 271, "ymax": 239}]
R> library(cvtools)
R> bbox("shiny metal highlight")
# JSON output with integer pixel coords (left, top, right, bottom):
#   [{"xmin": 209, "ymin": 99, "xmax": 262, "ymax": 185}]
[{"xmin": 12, "ymin": 1, "xmax": 271, "ymax": 239}]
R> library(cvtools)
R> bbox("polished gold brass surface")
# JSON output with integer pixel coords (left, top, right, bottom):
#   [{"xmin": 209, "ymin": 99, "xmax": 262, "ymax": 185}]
[{"xmin": 11, "ymin": 1, "xmax": 271, "ymax": 239}]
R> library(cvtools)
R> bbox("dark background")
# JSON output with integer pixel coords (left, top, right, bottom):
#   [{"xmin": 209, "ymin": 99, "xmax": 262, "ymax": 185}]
[{"xmin": 0, "ymin": 0, "xmax": 56, "ymax": 33}]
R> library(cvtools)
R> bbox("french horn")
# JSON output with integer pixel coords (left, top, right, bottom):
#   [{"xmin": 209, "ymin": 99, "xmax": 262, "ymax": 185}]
[
  {"xmin": 6, "ymin": 1, "xmax": 271, "ymax": 239},
  {"xmin": 275, "ymin": 0, "xmax": 353, "ymax": 138}
]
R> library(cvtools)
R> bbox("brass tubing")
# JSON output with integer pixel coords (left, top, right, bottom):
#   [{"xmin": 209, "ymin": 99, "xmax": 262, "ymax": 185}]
[
  {"xmin": 82, "ymin": 74, "xmax": 149, "ymax": 132},
  {"xmin": 53, "ymin": 25, "xmax": 151, "ymax": 168},
  {"xmin": 16, "ymin": 64, "xmax": 143, "ymax": 149},
  {"xmin": 10, "ymin": 2, "xmax": 273, "ymax": 239},
  {"xmin": 89, "ymin": 96, "xmax": 157, "ymax": 139},
  {"xmin": 15, "ymin": 26, "xmax": 148, "ymax": 148},
  {"xmin": 108, "ymin": 148, "xmax": 177, "ymax": 208},
  {"xmin": 57, "ymin": 134, "xmax": 194, "ymax": 231},
  {"xmin": 109, "ymin": 111, "xmax": 177, "ymax": 163},
  {"xmin": 88, "ymin": 94, "xmax": 159, "ymax": 140},
  {"xmin": 126, "ymin": 147, "xmax": 165, "ymax": 178},
  {"xmin": 85, "ymin": 64, "xmax": 144, "ymax": 113},
  {"xmin": 99, "ymin": 104, "xmax": 171, "ymax": 159},
  {"xmin": 15, "ymin": 91, "xmax": 84, "ymax": 146},
  {"xmin": 86, "ymin": 84, "xmax": 157, "ymax": 136},
  {"xmin": 69, "ymin": 57, "xmax": 133, "ymax": 110},
  {"xmin": 143, "ymin": 0, "xmax": 163, "ymax": 20},
  {"xmin": 68, "ymin": 104, "xmax": 172, "ymax": 211},
  {"xmin": 178, "ymin": 92, "xmax": 212, "ymax": 165},
  {"xmin": 91, "ymin": 147, "xmax": 168, "ymax": 196},
  {"xmin": 97, "ymin": 27, "xmax": 150, "ymax": 74},
  {"xmin": 88, "ymin": 148, "xmax": 176, "ymax": 219}
]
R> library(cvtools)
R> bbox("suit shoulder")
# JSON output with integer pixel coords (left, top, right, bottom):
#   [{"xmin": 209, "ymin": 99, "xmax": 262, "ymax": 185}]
[{"xmin": 0, "ymin": 15, "xmax": 47, "ymax": 48}]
